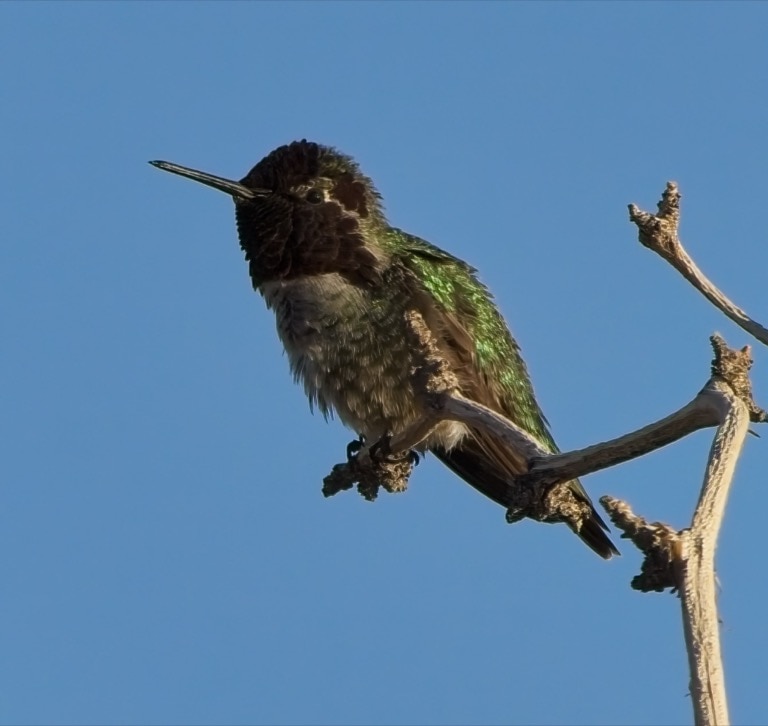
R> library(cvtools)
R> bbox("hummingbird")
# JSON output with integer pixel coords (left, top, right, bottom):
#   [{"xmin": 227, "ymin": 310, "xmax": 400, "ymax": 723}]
[{"xmin": 150, "ymin": 140, "xmax": 618, "ymax": 559}]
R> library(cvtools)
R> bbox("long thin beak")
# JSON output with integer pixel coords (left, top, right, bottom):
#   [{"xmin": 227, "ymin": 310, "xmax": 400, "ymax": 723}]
[{"xmin": 149, "ymin": 160, "xmax": 271, "ymax": 200}]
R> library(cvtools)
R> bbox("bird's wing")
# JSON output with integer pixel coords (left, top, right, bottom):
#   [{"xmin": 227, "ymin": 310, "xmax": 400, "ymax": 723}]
[
  {"xmin": 389, "ymin": 229, "xmax": 618, "ymax": 558},
  {"xmin": 389, "ymin": 228, "xmax": 555, "ymax": 450}
]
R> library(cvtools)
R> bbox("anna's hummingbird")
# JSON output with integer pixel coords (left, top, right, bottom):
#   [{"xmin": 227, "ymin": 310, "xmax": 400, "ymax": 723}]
[{"xmin": 150, "ymin": 140, "xmax": 618, "ymax": 559}]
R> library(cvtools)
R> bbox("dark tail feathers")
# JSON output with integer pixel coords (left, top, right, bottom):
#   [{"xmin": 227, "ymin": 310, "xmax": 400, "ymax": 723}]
[{"xmin": 433, "ymin": 444, "xmax": 619, "ymax": 559}]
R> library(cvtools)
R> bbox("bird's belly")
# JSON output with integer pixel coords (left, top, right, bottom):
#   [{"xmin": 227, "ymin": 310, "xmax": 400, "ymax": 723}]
[{"xmin": 260, "ymin": 275, "xmax": 467, "ymax": 449}]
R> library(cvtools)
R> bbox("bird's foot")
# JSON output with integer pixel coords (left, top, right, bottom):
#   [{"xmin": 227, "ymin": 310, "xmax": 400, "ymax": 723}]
[
  {"xmin": 324, "ymin": 433, "xmax": 417, "ymax": 502},
  {"xmin": 359, "ymin": 433, "xmax": 416, "ymax": 497},
  {"xmin": 346, "ymin": 434, "xmax": 366, "ymax": 462},
  {"xmin": 368, "ymin": 433, "xmax": 420, "ymax": 467}
]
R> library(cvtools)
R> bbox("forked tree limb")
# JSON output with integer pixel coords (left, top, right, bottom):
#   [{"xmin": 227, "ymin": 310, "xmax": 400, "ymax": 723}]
[
  {"xmin": 618, "ymin": 183, "xmax": 768, "ymax": 726},
  {"xmin": 602, "ymin": 346, "xmax": 753, "ymax": 726}
]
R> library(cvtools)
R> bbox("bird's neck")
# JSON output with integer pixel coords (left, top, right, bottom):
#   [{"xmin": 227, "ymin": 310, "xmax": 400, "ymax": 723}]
[{"xmin": 245, "ymin": 226, "xmax": 390, "ymax": 290}]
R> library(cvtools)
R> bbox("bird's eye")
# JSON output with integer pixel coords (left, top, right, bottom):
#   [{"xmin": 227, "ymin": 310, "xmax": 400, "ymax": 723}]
[{"xmin": 305, "ymin": 189, "xmax": 324, "ymax": 204}]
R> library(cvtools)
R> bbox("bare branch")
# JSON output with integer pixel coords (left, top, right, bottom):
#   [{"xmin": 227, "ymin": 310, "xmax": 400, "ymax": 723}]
[
  {"xmin": 679, "ymin": 389, "xmax": 748, "ymax": 726},
  {"xmin": 629, "ymin": 183, "xmax": 768, "ymax": 347},
  {"xmin": 322, "ymin": 452, "xmax": 415, "ymax": 501},
  {"xmin": 679, "ymin": 341, "xmax": 756, "ymax": 726},
  {"xmin": 521, "ymin": 394, "xmax": 719, "ymax": 486},
  {"xmin": 600, "ymin": 497, "xmax": 681, "ymax": 592},
  {"xmin": 625, "ymin": 184, "xmax": 768, "ymax": 726},
  {"xmin": 601, "ymin": 338, "xmax": 760, "ymax": 726}
]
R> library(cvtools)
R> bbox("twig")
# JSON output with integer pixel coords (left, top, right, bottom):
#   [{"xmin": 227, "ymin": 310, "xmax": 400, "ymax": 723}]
[
  {"xmin": 629, "ymin": 183, "xmax": 768, "ymax": 347},
  {"xmin": 520, "ymin": 393, "xmax": 719, "ymax": 486},
  {"xmin": 598, "ymin": 497, "xmax": 680, "ymax": 592}
]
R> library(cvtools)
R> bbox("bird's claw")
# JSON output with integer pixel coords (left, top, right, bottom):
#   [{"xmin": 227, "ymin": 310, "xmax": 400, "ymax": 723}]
[
  {"xmin": 346, "ymin": 435, "xmax": 366, "ymax": 462},
  {"xmin": 369, "ymin": 434, "xmax": 420, "ymax": 466}
]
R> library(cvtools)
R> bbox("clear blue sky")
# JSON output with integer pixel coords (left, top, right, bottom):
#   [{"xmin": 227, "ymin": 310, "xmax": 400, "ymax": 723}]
[{"xmin": 2, "ymin": 3, "xmax": 767, "ymax": 724}]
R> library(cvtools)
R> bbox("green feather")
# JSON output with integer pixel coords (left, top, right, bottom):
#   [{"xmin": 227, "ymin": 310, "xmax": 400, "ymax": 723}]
[{"xmin": 385, "ymin": 228, "xmax": 557, "ymax": 452}]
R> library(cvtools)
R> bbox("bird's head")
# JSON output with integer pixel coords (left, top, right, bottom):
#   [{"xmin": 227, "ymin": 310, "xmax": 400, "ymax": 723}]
[{"xmin": 151, "ymin": 140, "xmax": 386, "ymax": 287}]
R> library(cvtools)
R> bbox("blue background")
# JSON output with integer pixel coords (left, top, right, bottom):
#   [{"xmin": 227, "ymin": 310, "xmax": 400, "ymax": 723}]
[{"xmin": 2, "ymin": 3, "xmax": 767, "ymax": 724}]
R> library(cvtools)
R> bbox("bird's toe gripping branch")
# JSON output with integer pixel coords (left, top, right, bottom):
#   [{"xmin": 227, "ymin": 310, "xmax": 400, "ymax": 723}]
[
  {"xmin": 322, "ymin": 435, "xmax": 416, "ymax": 502},
  {"xmin": 368, "ymin": 434, "xmax": 421, "ymax": 467},
  {"xmin": 346, "ymin": 435, "xmax": 366, "ymax": 462}
]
